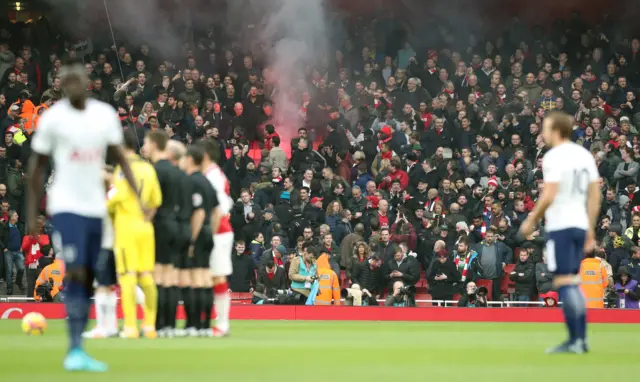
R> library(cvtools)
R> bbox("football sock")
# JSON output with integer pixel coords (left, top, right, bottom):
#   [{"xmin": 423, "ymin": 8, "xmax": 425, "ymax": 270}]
[
  {"xmin": 138, "ymin": 274, "xmax": 158, "ymax": 330},
  {"xmin": 558, "ymin": 284, "xmax": 586, "ymax": 343},
  {"xmin": 181, "ymin": 287, "xmax": 194, "ymax": 328},
  {"xmin": 214, "ymin": 282, "xmax": 230, "ymax": 332},
  {"xmin": 193, "ymin": 288, "xmax": 203, "ymax": 330},
  {"xmin": 166, "ymin": 286, "xmax": 178, "ymax": 329},
  {"xmin": 94, "ymin": 290, "xmax": 107, "ymax": 331},
  {"xmin": 119, "ymin": 273, "xmax": 137, "ymax": 331},
  {"xmin": 105, "ymin": 290, "xmax": 118, "ymax": 333},
  {"xmin": 202, "ymin": 287, "xmax": 213, "ymax": 329},
  {"xmin": 65, "ymin": 279, "xmax": 90, "ymax": 350},
  {"xmin": 156, "ymin": 286, "xmax": 166, "ymax": 330}
]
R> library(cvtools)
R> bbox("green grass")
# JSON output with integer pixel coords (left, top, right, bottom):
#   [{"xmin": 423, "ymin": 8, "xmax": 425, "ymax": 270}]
[{"xmin": 0, "ymin": 320, "xmax": 638, "ymax": 381}]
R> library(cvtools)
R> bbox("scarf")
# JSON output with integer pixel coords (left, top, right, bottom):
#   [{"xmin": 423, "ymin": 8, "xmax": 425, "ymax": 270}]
[
  {"xmin": 454, "ymin": 252, "xmax": 473, "ymax": 281},
  {"xmin": 381, "ymin": 150, "xmax": 393, "ymax": 160}
]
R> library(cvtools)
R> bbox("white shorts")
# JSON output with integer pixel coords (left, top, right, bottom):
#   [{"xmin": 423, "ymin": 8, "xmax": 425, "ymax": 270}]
[{"xmin": 210, "ymin": 231, "xmax": 233, "ymax": 277}]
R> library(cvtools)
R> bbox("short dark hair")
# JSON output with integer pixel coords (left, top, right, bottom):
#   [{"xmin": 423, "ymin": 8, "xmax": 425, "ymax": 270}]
[
  {"xmin": 265, "ymin": 124, "xmax": 275, "ymax": 134},
  {"xmin": 200, "ymin": 138, "xmax": 221, "ymax": 164},
  {"xmin": 123, "ymin": 129, "xmax": 138, "ymax": 150},
  {"xmin": 272, "ymin": 136, "xmax": 280, "ymax": 147},
  {"xmin": 146, "ymin": 130, "xmax": 169, "ymax": 151},
  {"xmin": 546, "ymin": 111, "xmax": 574, "ymax": 139},
  {"xmin": 187, "ymin": 145, "xmax": 205, "ymax": 165}
]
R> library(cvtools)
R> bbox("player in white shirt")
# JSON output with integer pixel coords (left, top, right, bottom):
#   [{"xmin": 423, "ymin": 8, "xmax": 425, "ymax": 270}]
[
  {"xmin": 520, "ymin": 112, "xmax": 601, "ymax": 355},
  {"xmin": 27, "ymin": 60, "xmax": 142, "ymax": 372},
  {"xmin": 200, "ymin": 139, "xmax": 233, "ymax": 337}
]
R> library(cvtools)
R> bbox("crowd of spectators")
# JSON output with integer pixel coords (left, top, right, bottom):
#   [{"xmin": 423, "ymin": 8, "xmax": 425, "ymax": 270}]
[{"xmin": 0, "ymin": 10, "xmax": 640, "ymax": 308}]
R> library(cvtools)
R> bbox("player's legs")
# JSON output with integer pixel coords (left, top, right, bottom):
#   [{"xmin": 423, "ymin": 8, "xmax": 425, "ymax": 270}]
[
  {"xmin": 176, "ymin": 250, "xmax": 197, "ymax": 336},
  {"xmin": 137, "ymin": 229, "xmax": 158, "ymax": 338},
  {"xmin": 51, "ymin": 213, "xmax": 107, "ymax": 372},
  {"xmin": 154, "ymin": 221, "xmax": 177, "ymax": 334},
  {"xmin": 193, "ymin": 235, "xmax": 214, "ymax": 336},
  {"xmin": 85, "ymin": 249, "xmax": 118, "ymax": 338},
  {"xmin": 115, "ymin": 240, "xmax": 139, "ymax": 337},
  {"xmin": 210, "ymin": 232, "xmax": 234, "ymax": 336},
  {"xmin": 546, "ymin": 228, "xmax": 587, "ymax": 354}
]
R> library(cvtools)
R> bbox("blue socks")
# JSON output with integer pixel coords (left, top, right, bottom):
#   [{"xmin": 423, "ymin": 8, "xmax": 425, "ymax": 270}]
[
  {"xmin": 64, "ymin": 279, "xmax": 90, "ymax": 351},
  {"xmin": 558, "ymin": 284, "xmax": 587, "ymax": 343}
]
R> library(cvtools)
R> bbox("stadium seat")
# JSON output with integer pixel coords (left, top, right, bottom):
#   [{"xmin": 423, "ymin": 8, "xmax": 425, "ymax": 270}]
[
  {"xmin": 501, "ymin": 264, "xmax": 517, "ymax": 297},
  {"xmin": 475, "ymin": 279, "xmax": 493, "ymax": 301}
]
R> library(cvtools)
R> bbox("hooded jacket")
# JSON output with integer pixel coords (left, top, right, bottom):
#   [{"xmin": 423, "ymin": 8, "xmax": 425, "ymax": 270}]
[{"xmin": 314, "ymin": 254, "xmax": 341, "ymax": 305}]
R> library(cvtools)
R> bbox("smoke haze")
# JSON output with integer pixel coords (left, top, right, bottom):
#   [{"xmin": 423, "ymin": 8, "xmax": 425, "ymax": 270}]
[{"xmin": 226, "ymin": 0, "xmax": 334, "ymax": 142}]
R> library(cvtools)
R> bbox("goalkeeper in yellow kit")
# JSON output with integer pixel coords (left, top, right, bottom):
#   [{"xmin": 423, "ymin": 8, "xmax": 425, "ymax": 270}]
[{"xmin": 107, "ymin": 130, "xmax": 162, "ymax": 338}]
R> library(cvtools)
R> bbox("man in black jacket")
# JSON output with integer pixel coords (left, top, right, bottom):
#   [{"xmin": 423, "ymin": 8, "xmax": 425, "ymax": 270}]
[
  {"xmin": 351, "ymin": 255, "xmax": 384, "ymax": 297},
  {"xmin": 229, "ymin": 241, "xmax": 256, "ymax": 293},
  {"xmin": 256, "ymin": 259, "xmax": 288, "ymax": 292},
  {"xmin": 383, "ymin": 247, "xmax": 420, "ymax": 291},
  {"xmin": 426, "ymin": 249, "xmax": 461, "ymax": 305},
  {"xmin": 509, "ymin": 248, "xmax": 535, "ymax": 302}
]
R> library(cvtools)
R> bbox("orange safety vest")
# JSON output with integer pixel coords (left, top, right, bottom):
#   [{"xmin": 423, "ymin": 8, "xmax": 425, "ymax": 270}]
[
  {"xmin": 314, "ymin": 254, "xmax": 341, "ymax": 305},
  {"xmin": 580, "ymin": 257, "xmax": 608, "ymax": 309},
  {"xmin": 28, "ymin": 103, "xmax": 49, "ymax": 133},
  {"xmin": 34, "ymin": 259, "xmax": 65, "ymax": 301}
]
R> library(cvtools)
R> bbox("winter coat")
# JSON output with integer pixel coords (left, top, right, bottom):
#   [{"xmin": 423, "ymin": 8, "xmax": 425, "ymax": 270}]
[
  {"xmin": 229, "ymin": 251, "xmax": 256, "ymax": 292},
  {"xmin": 334, "ymin": 220, "xmax": 353, "ymax": 247},
  {"xmin": 351, "ymin": 259, "xmax": 383, "ymax": 295},
  {"xmin": 426, "ymin": 258, "xmax": 461, "ymax": 298},
  {"xmin": 383, "ymin": 255, "xmax": 420, "ymax": 290},
  {"xmin": 256, "ymin": 266, "xmax": 288, "ymax": 291},
  {"xmin": 510, "ymin": 258, "xmax": 535, "ymax": 297}
]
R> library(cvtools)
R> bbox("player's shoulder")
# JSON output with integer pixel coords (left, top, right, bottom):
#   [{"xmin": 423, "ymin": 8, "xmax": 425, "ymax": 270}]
[{"xmin": 545, "ymin": 142, "xmax": 592, "ymax": 164}]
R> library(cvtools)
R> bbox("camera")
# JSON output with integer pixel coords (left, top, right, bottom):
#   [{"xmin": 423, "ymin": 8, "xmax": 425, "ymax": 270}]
[
  {"xmin": 397, "ymin": 285, "xmax": 416, "ymax": 296},
  {"xmin": 36, "ymin": 278, "xmax": 55, "ymax": 302},
  {"xmin": 477, "ymin": 286, "xmax": 488, "ymax": 297}
]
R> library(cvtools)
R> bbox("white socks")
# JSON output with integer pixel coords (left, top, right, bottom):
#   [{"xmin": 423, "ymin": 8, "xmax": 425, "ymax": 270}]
[
  {"xmin": 105, "ymin": 291, "xmax": 118, "ymax": 333},
  {"xmin": 94, "ymin": 291, "xmax": 107, "ymax": 330},
  {"xmin": 214, "ymin": 291, "xmax": 230, "ymax": 332}
]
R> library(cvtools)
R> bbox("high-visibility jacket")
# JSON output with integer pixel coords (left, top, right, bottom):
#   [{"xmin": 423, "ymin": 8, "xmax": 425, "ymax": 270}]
[
  {"xmin": 34, "ymin": 258, "xmax": 65, "ymax": 301},
  {"xmin": 314, "ymin": 254, "xmax": 340, "ymax": 305},
  {"xmin": 580, "ymin": 257, "xmax": 608, "ymax": 309}
]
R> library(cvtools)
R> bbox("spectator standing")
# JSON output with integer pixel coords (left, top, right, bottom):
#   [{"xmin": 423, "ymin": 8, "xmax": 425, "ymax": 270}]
[
  {"xmin": 229, "ymin": 241, "xmax": 256, "ymax": 293},
  {"xmin": 22, "ymin": 216, "xmax": 50, "ymax": 297},
  {"xmin": 383, "ymin": 247, "xmax": 419, "ymax": 292},
  {"xmin": 509, "ymin": 248, "xmax": 535, "ymax": 302},
  {"xmin": 472, "ymin": 229, "xmax": 511, "ymax": 300},
  {"xmin": 426, "ymin": 250, "xmax": 460, "ymax": 305},
  {"xmin": 2, "ymin": 210, "xmax": 23, "ymax": 294}
]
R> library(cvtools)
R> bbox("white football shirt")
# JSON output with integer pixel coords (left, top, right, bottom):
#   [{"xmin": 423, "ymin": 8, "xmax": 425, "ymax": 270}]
[
  {"xmin": 542, "ymin": 141, "xmax": 599, "ymax": 232},
  {"xmin": 32, "ymin": 99, "xmax": 123, "ymax": 218},
  {"xmin": 205, "ymin": 163, "xmax": 233, "ymax": 215}
]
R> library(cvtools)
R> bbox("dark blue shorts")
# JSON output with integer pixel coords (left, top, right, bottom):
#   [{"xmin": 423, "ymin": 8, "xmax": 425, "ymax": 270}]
[
  {"xmin": 546, "ymin": 228, "xmax": 586, "ymax": 276},
  {"xmin": 51, "ymin": 213, "xmax": 103, "ymax": 272},
  {"xmin": 95, "ymin": 249, "xmax": 117, "ymax": 286}
]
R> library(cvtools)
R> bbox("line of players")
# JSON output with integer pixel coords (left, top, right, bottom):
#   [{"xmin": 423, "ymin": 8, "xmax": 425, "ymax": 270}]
[{"xmin": 84, "ymin": 130, "xmax": 233, "ymax": 339}]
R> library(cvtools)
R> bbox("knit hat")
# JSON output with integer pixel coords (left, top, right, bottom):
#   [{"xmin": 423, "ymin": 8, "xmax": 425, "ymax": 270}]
[
  {"xmin": 310, "ymin": 197, "xmax": 323, "ymax": 205},
  {"xmin": 609, "ymin": 223, "xmax": 623, "ymax": 235},
  {"xmin": 619, "ymin": 195, "xmax": 630, "ymax": 208},
  {"xmin": 465, "ymin": 178, "xmax": 476, "ymax": 187},
  {"xmin": 412, "ymin": 143, "xmax": 422, "ymax": 151},
  {"xmin": 280, "ymin": 191, "xmax": 291, "ymax": 200},
  {"xmin": 436, "ymin": 249, "xmax": 448, "ymax": 258},
  {"xmin": 274, "ymin": 245, "xmax": 287, "ymax": 255},
  {"xmin": 487, "ymin": 176, "xmax": 499, "ymax": 189},
  {"xmin": 381, "ymin": 126, "xmax": 392, "ymax": 136}
]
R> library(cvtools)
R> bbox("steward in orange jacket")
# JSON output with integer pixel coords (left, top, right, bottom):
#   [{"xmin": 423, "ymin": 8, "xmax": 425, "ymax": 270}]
[
  {"xmin": 34, "ymin": 258, "xmax": 65, "ymax": 302},
  {"xmin": 314, "ymin": 253, "xmax": 341, "ymax": 305},
  {"xmin": 580, "ymin": 253, "xmax": 609, "ymax": 309}
]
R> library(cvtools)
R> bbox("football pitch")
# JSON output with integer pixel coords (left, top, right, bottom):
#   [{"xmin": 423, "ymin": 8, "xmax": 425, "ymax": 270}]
[{"xmin": 0, "ymin": 320, "xmax": 638, "ymax": 381}]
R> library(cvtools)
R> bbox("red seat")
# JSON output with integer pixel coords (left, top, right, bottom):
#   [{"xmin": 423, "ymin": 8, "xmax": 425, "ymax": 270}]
[
  {"xmin": 475, "ymin": 279, "xmax": 493, "ymax": 300},
  {"xmin": 501, "ymin": 264, "xmax": 517, "ymax": 295}
]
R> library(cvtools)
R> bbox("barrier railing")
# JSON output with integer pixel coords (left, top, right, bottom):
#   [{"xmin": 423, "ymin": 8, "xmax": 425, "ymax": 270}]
[{"xmin": 0, "ymin": 296, "xmax": 552, "ymax": 307}]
